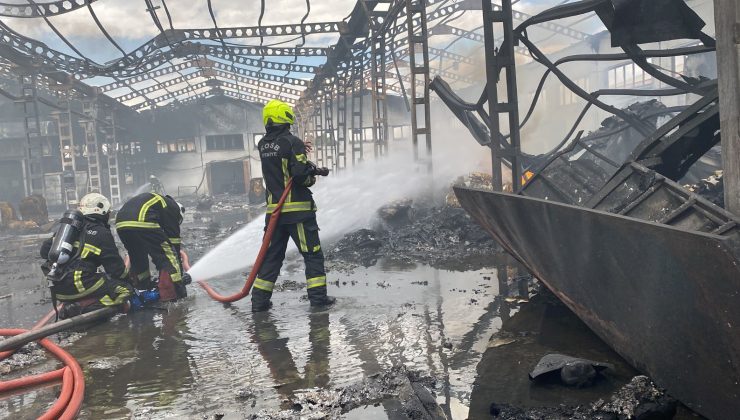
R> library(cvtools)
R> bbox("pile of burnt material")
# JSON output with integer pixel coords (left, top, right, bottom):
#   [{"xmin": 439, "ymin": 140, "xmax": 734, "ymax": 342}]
[
  {"xmin": 243, "ymin": 366, "xmax": 444, "ymax": 419},
  {"xmin": 685, "ymin": 170, "xmax": 724, "ymax": 207},
  {"xmin": 328, "ymin": 196, "xmax": 501, "ymax": 270},
  {"xmin": 490, "ymin": 376, "xmax": 677, "ymax": 420}
]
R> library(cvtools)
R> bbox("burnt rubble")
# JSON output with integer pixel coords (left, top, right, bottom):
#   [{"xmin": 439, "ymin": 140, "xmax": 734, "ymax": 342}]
[
  {"xmin": 327, "ymin": 204, "xmax": 501, "ymax": 270},
  {"xmin": 489, "ymin": 376, "xmax": 677, "ymax": 420},
  {"xmin": 685, "ymin": 170, "xmax": 724, "ymax": 206},
  {"xmin": 245, "ymin": 366, "xmax": 444, "ymax": 420}
]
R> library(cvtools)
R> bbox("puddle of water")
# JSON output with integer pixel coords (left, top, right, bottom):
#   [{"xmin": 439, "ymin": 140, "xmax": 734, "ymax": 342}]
[{"xmin": 1, "ymin": 260, "xmax": 510, "ymax": 419}]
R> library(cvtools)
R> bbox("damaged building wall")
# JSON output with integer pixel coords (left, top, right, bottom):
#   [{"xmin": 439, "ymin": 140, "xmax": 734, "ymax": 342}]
[{"xmin": 143, "ymin": 96, "xmax": 264, "ymax": 197}]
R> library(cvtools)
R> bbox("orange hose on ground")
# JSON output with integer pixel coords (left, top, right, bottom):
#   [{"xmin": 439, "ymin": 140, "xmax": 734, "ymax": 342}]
[
  {"xmin": 0, "ymin": 367, "xmax": 64, "ymax": 393},
  {"xmin": 0, "ymin": 328, "xmax": 85, "ymax": 420},
  {"xmin": 40, "ymin": 367, "xmax": 73, "ymax": 420},
  {"xmin": 196, "ymin": 178, "xmax": 293, "ymax": 303}
]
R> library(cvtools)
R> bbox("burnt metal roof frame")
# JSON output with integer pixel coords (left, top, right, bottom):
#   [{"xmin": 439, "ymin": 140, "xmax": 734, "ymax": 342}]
[
  {"xmin": 513, "ymin": 0, "xmax": 716, "ymax": 95},
  {"xmin": 0, "ymin": 0, "xmax": 99, "ymax": 18},
  {"xmin": 519, "ymin": 35, "xmax": 654, "ymax": 136},
  {"xmin": 518, "ymin": 44, "xmax": 716, "ymax": 129}
]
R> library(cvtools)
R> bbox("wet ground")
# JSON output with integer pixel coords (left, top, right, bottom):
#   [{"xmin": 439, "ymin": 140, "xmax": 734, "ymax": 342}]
[
  {"xmin": 1, "ymin": 247, "xmax": 509, "ymax": 419},
  {"xmin": 0, "ymin": 199, "xmax": 700, "ymax": 419}
]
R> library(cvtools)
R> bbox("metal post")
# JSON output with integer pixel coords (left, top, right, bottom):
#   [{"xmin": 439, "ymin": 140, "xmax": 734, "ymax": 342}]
[
  {"xmin": 102, "ymin": 107, "xmax": 121, "ymax": 205},
  {"xmin": 350, "ymin": 52, "xmax": 365, "ymax": 165},
  {"xmin": 370, "ymin": 27, "xmax": 389, "ymax": 158},
  {"xmin": 81, "ymin": 97, "xmax": 102, "ymax": 194},
  {"xmin": 715, "ymin": 0, "xmax": 740, "ymax": 215},
  {"xmin": 406, "ymin": 0, "xmax": 432, "ymax": 172},
  {"xmin": 50, "ymin": 79, "xmax": 78, "ymax": 205},
  {"xmin": 312, "ymin": 99, "xmax": 324, "ymax": 166},
  {"xmin": 323, "ymin": 82, "xmax": 337, "ymax": 171},
  {"xmin": 17, "ymin": 73, "xmax": 44, "ymax": 196},
  {"xmin": 336, "ymin": 75, "xmax": 348, "ymax": 170},
  {"xmin": 482, "ymin": 0, "xmax": 521, "ymax": 191}
]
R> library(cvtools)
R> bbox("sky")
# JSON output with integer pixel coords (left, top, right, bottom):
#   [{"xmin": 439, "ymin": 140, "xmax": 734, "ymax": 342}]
[
  {"xmin": 1, "ymin": 0, "xmax": 605, "ymax": 63},
  {"xmin": 0, "ymin": 0, "xmax": 607, "ymax": 105}
]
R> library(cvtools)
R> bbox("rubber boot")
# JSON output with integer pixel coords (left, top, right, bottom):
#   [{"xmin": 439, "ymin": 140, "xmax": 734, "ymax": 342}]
[
  {"xmin": 251, "ymin": 288, "xmax": 273, "ymax": 312},
  {"xmin": 158, "ymin": 270, "xmax": 177, "ymax": 302},
  {"xmin": 307, "ymin": 286, "xmax": 336, "ymax": 308}
]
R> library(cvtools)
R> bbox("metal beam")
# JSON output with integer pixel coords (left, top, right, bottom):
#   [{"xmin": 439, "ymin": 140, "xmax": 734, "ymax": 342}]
[
  {"xmin": 115, "ymin": 72, "xmax": 202, "ymax": 101},
  {"xmin": 49, "ymin": 79, "xmax": 78, "ymax": 205},
  {"xmin": 406, "ymin": 0, "xmax": 432, "ymax": 170},
  {"xmin": 100, "ymin": 61, "xmax": 198, "ymax": 92},
  {"xmin": 482, "ymin": 0, "xmax": 522, "ymax": 191},
  {"xmin": 714, "ymin": 0, "xmax": 740, "ymax": 214},
  {"xmin": 131, "ymin": 83, "xmax": 207, "ymax": 110},
  {"xmin": 0, "ymin": 0, "xmax": 99, "ymax": 18},
  {"xmin": 162, "ymin": 21, "xmax": 347, "ymax": 40},
  {"xmin": 16, "ymin": 72, "xmax": 44, "ymax": 196}
]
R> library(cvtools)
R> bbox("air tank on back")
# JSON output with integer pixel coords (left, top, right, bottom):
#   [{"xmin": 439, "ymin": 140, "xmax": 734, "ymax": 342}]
[{"xmin": 47, "ymin": 209, "xmax": 85, "ymax": 279}]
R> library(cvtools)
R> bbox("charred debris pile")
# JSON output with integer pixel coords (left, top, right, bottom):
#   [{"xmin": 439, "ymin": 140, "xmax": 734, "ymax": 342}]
[
  {"xmin": 327, "ymin": 174, "xmax": 501, "ymax": 270},
  {"xmin": 489, "ymin": 375, "xmax": 677, "ymax": 420}
]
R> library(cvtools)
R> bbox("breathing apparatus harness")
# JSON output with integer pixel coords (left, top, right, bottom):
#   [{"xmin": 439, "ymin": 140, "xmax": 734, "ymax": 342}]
[{"xmin": 45, "ymin": 210, "xmax": 88, "ymax": 319}]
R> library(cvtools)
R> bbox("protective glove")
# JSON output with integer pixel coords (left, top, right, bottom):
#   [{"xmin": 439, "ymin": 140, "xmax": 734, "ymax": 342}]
[
  {"xmin": 307, "ymin": 161, "xmax": 330, "ymax": 177},
  {"xmin": 181, "ymin": 272, "xmax": 193, "ymax": 286}
]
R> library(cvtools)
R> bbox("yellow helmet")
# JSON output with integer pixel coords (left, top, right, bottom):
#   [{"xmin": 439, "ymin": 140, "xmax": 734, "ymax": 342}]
[{"xmin": 263, "ymin": 99, "xmax": 295, "ymax": 127}]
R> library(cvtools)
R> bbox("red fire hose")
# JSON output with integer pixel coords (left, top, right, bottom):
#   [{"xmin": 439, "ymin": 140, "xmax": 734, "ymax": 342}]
[
  {"xmin": 195, "ymin": 179, "xmax": 293, "ymax": 303},
  {"xmin": 0, "ymin": 306, "xmax": 85, "ymax": 420}
]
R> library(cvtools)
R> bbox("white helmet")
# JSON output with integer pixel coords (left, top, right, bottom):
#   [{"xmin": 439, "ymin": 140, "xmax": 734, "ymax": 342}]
[{"xmin": 79, "ymin": 193, "xmax": 111, "ymax": 216}]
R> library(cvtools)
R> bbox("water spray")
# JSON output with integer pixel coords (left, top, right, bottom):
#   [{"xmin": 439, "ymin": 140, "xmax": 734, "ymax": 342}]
[{"xmin": 195, "ymin": 178, "xmax": 294, "ymax": 302}]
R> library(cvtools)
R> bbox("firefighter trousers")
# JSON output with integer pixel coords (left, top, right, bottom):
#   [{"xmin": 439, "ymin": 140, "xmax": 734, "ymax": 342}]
[
  {"xmin": 252, "ymin": 217, "xmax": 328, "ymax": 303},
  {"xmin": 118, "ymin": 228, "xmax": 183, "ymax": 289}
]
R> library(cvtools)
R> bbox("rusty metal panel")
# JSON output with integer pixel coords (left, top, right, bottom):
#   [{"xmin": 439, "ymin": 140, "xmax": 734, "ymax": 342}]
[{"xmin": 454, "ymin": 186, "xmax": 740, "ymax": 420}]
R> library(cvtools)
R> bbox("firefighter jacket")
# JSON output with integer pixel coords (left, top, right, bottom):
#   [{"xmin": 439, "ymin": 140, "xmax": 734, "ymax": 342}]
[
  {"xmin": 258, "ymin": 124, "xmax": 317, "ymax": 224},
  {"xmin": 41, "ymin": 215, "xmax": 128, "ymax": 302},
  {"xmin": 116, "ymin": 192, "xmax": 181, "ymax": 245}
]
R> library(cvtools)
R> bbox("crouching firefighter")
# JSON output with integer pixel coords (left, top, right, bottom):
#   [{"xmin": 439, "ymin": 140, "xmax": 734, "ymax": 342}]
[
  {"xmin": 41, "ymin": 193, "xmax": 133, "ymax": 319},
  {"xmin": 252, "ymin": 99, "xmax": 335, "ymax": 312},
  {"xmin": 115, "ymin": 192, "xmax": 190, "ymax": 301}
]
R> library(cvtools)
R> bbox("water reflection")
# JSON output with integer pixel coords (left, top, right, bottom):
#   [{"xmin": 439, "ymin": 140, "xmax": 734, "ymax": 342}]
[
  {"xmin": 2, "ymin": 260, "xmax": 523, "ymax": 419},
  {"xmin": 251, "ymin": 310, "xmax": 331, "ymax": 402},
  {"xmin": 71, "ymin": 305, "xmax": 195, "ymax": 419}
]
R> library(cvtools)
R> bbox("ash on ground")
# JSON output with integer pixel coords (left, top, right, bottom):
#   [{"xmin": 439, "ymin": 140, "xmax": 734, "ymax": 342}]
[
  {"xmin": 245, "ymin": 366, "xmax": 445, "ymax": 420},
  {"xmin": 685, "ymin": 170, "xmax": 724, "ymax": 207},
  {"xmin": 489, "ymin": 376, "xmax": 677, "ymax": 420},
  {"xmin": 327, "ymin": 188, "xmax": 501, "ymax": 271}
]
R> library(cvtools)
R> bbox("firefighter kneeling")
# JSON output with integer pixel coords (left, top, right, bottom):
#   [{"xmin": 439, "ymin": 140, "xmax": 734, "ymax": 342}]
[
  {"xmin": 252, "ymin": 99, "xmax": 335, "ymax": 312},
  {"xmin": 115, "ymin": 191, "xmax": 190, "ymax": 301},
  {"xmin": 41, "ymin": 193, "xmax": 133, "ymax": 319}
]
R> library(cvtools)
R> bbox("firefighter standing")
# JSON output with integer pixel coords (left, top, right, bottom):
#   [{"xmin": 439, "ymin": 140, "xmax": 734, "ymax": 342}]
[
  {"xmin": 115, "ymin": 192, "xmax": 189, "ymax": 300},
  {"xmin": 41, "ymin": 193, "xmax": 133, "ymax": 319},
  {"xmin": 252, "ymin": 99, "xmax": 335, "ymax": 312}
]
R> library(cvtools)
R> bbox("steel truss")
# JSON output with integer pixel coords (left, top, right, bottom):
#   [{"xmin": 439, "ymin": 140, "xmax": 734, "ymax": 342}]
[
  {"xmin": 335, "ymin": 76, "xmax": 348, "ymax": 170},
  {"xmin": 483, "ymin": 0, "xmax": 521, "ymax": 191},
  {"xmin": 100, "ymin": 106, "xmax": 121, "ymax": 205},
  {"xmin": 80, "ymin": 98, "xmax": 102, "ymax": 194},
  {"xmin": 16, "ymin": 72, "xmax": 44, "ymax": 195},
  {"xmin": 0, "ymin": 0, "xmax": 612, "ymax": 184},
  {"xmin": 0, "ymin": 0, "xmax": 99, "ymax": 18},
  {"xmin": 406, "ymin": 0, "xmax": 432, "ymax": 169},
  {"xmin": 49, "ymin": 78, "xmax": 78, "ymax": 204}
]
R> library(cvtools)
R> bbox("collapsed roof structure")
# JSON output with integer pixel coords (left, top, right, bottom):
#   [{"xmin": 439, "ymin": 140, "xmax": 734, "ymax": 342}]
[{"xmin": 440, "ymin": 1, "xmax": 739, "ymax": 419}]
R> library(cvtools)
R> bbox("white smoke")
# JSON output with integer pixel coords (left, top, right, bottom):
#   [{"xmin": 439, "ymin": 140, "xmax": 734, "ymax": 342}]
[{"xmin": 187, "ymin": 143, "xmax": 480, "ymax": 280}]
